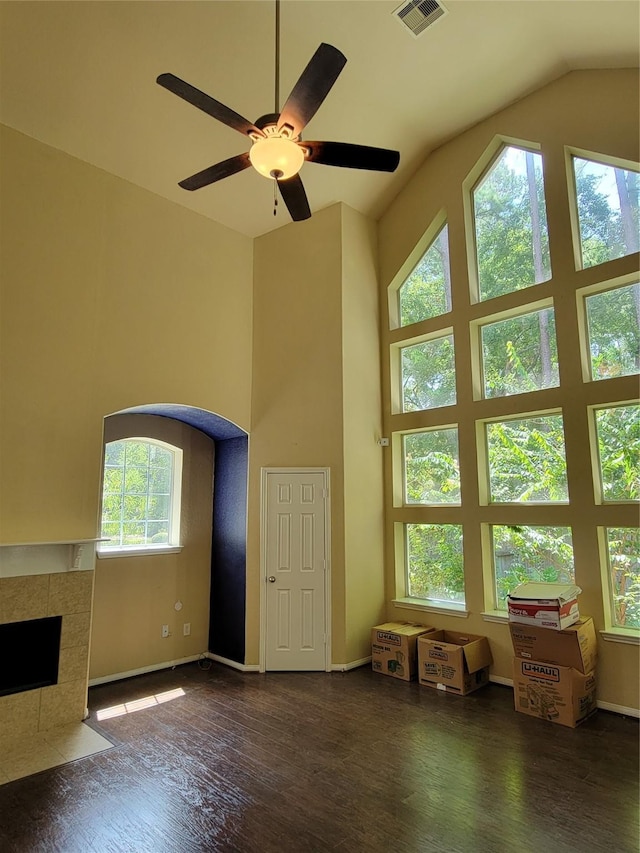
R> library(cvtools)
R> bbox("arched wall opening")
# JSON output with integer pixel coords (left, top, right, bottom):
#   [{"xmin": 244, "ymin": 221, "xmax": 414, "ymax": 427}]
[{"xmin": 92, "ymin": 404, "xmax": 248, "ymax": 680}]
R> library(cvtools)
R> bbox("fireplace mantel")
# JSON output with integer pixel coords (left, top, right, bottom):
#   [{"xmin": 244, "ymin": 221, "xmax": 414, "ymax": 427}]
[{"xmin": 0, "ymin": 539, "xmax": 102, "ymax": 578}]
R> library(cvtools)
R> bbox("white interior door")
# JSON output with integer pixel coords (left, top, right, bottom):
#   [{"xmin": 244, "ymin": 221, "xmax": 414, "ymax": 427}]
[{"xmin": 262, "ymin": 469, "xmax": 329, "ymax": 671}]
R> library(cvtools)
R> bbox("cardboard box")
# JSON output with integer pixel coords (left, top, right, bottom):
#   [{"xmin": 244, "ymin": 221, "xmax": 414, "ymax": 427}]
[
  {"xmin": 371, "ymin": 622, "xmax": 436, "ymax": 681},
  {"xmin": 509, "ymin": 616, "xmax": 597, "ymax": 674},
  {"xmin": 507, "ymin": 582, "xmax": 581, "ymax": 630},
  {"xmin": 417, "ymin": 630, "xmax": 493, "ymax": 695},
  {"xmin": 512, "ymin": 658, "xmax": 597, "ymax": 728}
]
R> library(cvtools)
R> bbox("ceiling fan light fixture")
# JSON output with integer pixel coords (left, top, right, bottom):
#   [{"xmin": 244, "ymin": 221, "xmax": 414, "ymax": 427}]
[{"xmin": 249, "ymin": 136, "xmax": 304, "ymax": 180}]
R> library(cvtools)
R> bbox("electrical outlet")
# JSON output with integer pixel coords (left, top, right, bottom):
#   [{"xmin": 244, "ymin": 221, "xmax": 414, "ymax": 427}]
[
  {"xmin": 161, "ymin": 624, "xmax": 170, "ymax": 638},
  {"xmin": 183, "ymin": 622, "xmax": 191, "ymax": 637}
]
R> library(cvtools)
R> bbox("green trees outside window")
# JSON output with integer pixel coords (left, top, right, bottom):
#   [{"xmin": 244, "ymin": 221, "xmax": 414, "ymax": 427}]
[
  {"xmin": 585, "ymin": 283, "xmax": 640, "ymax": 380},
  {"xmin": 406, "ymin": 524, "xmax": 465, "ymax": 604},
  {"xmin": 492, "ymin": 525, "xmax": 574, "ymax": 610},
  {"xmin": 486, "ymin": 415, "xmax": 568, "ymax": 503},
  {"xmin": 401, "ymin": 335, "xmax": 456, "ymax": 412},
  {"xmin": 403, "ymin": 429, "xmax": 461, "ymax": 504},
  {"xmin": 474, "ymin": 146, "xmax": 551, "ymax": 301},
  {"xmin": 101, "ymin": 439, "xmax": 180, "ymax": 549},
  {"xmin": 606, "ymin": 528, "xmax": 640, "ymax": 629},
  {"xmin": 595, "ymin": 404, "xmax": 640, "ymax": 503},
  {"xmin": 573, "ymin": 157, "xmax": 639, "ymax": 268},
  {"xmin": 399, "ymin": 225, "xmax": 451, "ymax": 326},
  {"xmin": 481, "ymin": 308, "xmax": 559, "ymax": 398}
]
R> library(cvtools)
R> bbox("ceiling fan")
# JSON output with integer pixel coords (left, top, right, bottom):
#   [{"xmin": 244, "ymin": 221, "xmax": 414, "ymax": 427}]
[{"xmin": 156, "ymin": 2, "xmax": 400, "ymax": 222}]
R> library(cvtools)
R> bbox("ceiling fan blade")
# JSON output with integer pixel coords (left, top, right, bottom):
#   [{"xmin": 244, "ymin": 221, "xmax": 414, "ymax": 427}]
[
  {"xmin": 304, "ymin": 141, "xmax": 400, "ymax": 173},
  {"xmin": 278, "ymin": 44, "xmax": 347, "ymax": 138},
  {"xmin": 157, "ymin": 73, "xmax": 263, "ymax": 138},
  {"xmin": 178, "ymin": 153, "xmax": 251, "ymax": 191},
  {"xmin": 277, "ymin": 174, "xmax": 311, "ymax": 221}
]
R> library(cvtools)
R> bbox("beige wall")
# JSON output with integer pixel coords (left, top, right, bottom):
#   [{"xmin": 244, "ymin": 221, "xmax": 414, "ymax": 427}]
[
  {"xmin": 89, "ymin": 413, "xmax": 214, "ymax": 679},
  {"xmin": 249, "ymin": 205, "xmax": 347, "ymax": 664},
  {"xmin": 341, "ymin": 205, "xmax": 386, "ymax": 662},
  {"xmin": 378, "ymin": 69, "xmax": 639, "ymax": 710},
  {"xmin": 0, "ymin": 125, "xmax": 253, "ymax": 545},
  {"xmin": 249, "ymin": 203, "xmax": 386, "ymax": 667}
]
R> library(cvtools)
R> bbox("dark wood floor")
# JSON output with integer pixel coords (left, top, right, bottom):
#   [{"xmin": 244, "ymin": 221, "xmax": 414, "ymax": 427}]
[{"xmin": 0, "ymin": 662, "xmax": 637, "ymax": 853}]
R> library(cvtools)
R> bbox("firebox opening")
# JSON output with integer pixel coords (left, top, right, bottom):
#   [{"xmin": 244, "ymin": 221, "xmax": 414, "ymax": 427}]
[{"xmin": 0, "ymin": 615, "xmax": 63, "ymax": 697}]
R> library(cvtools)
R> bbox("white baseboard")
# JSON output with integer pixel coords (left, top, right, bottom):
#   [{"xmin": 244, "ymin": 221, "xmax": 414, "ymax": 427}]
[
  {"xmin": 489, "ymin": 674, "xmax": 513, "ymax": 687},
  {"xmin": 489, "ymin": 675, "xmax": 638, "ymax": 718},
  {"xmin": 596, "ymin": 700, "xmax": 640, "ymax": 718},
  {"xmin": 204, "ymin": 652, "xmax": 260, "ymax": 673},
  {"xmin": 88, "ymin": 654, "xmax": 203, "ymax": 686},
  {"xmin": 331, "ymin": 656, "xmax": 372, "ymax": 672}
]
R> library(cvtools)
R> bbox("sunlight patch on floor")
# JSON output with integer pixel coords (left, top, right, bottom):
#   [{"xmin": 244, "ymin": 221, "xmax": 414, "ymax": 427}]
[{"xmin": 96, "ymin": 687, "xmax": 185, "ymax": 721}]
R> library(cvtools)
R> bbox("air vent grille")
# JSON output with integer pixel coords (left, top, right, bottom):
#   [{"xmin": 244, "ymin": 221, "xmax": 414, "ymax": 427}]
[{"xmin": 393, "ymin": 0, "xmax": 447, "ymax": 37}]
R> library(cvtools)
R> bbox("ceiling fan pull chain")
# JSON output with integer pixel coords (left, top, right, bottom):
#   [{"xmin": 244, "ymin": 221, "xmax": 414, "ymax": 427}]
[{"xmin": 273, "ymin": 178, "xmax": 278, "ymax": 216}]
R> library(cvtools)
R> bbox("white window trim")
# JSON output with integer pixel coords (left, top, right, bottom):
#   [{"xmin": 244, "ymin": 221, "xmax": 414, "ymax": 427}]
[
  {"xmin": 393, "ymin": 597, "xmax": 469, "ymax": 618},
  {"xmin": 600, "ymin": 628, "xmax": 640, "ymax": 646},
  {"xmin": 98, "ymin": 545, "xmax": 183, "ymax": 559},
  {"xmin": 98, "ymin": 437, "xmax": 183, "ymax": 555}
]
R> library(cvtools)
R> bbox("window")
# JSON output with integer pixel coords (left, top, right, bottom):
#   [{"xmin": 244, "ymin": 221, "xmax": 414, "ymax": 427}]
[
  {"xmin": 100, "ymin": 439, "xmax": 183, "ymax": 553},
  {"xmin": 403, "ymin": 428, "xmax": 461, "ymax": 505},
  {"xmin": 400, "ymin": 333, "xmax": 456, "ymax": 412},
  {"xmin": 593, "ymin": 404, "xmax": 640, "ymax": 503},
  {"xmin": 406, "ymin": 523, "xmax": 465, "ymax": 604},
  {"xmin": 386, "ymin": 134, "xmax": 639, "ymax": 631},
  {"xmin": 484, "ymin": 414, "xmax": 568, "ymax": 503},
  {"xmin": 491, "ymin": 525, "xmax": 574, "ymax": 610},
  {"xmin": 473, "ymin": 145, "xmax": 551, "ymax": 301},
  {"xmin": 603, "ymin": 527, "xmax": 640, "ymax": 629},
  {"xmin": 572, "ymin": 156, "xmax": 639, "ymax": 269},
  {"xmin": 399, "ymin": 224, "xmax": 451, "ymax": 326},
  {"xmin": 584, "ymin": 282, "xmax": 640, "ymax": 381},
  {"xmin": 479, "ymin": 305, "xmax": 559, "ymax": 398}
]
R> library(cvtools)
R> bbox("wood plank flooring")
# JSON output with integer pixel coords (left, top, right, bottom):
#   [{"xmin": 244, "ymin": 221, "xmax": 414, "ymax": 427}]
[{"xmin": 0, "ymin": 662, "xmax": 637, "ymax": 853}]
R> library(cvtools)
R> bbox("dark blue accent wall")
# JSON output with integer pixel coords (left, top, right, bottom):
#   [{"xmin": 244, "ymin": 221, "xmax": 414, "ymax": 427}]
[{"xmin": 209, "ymin": 436, "xmax": 248, "ymax": 663}]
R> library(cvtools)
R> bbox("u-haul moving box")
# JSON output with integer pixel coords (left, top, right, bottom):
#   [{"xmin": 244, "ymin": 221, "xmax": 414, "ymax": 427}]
[
  {"xmin": 371, "ymin": 622, "xmax": 436, "ymax": 681},
  {"xmin": 512, "ymin": 658, "xmax": 597, "ymax": 728},
  {"xmin": 417, "ymin": 630, "xmax": 493, "ymax": 695},
  {"xmin": 507, "ymin": 582, "xmax": 581, "ymax": 630},
  {"xmin": 509, "ymin": 617, "xmax": 597, "ymax": 674}
]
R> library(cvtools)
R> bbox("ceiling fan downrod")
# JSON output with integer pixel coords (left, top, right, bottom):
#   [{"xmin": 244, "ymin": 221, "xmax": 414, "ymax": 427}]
[{"xmin": 274, "ymin": 0, "xmax": 280, "ymax": 114}]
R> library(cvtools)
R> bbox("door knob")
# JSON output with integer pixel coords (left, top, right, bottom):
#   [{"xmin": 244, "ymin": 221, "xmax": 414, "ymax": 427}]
[{"xmin": 268, "ymin": 576, "xmax": 276, "ymax": 583}]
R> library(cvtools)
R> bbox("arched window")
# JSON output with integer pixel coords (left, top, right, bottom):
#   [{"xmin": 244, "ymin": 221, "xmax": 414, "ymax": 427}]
[{"xmin": 99, "ymin": 438, "xmax": 183, "ymax": 553}]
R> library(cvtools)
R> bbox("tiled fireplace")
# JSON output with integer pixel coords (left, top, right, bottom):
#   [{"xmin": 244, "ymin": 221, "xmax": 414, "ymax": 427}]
[{"xmin": 0, "ymin": 542, "xmax": 96, "ymax": 748}]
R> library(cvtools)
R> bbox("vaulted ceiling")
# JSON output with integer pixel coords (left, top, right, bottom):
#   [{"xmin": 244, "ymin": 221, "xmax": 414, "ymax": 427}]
[{"xmin": 1, "ymin": 1, "xmax": 638, "ymax": 237}]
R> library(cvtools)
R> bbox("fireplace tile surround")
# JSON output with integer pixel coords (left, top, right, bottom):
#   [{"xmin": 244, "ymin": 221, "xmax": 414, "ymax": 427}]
[{"xmin": 0, "ymin": 542, "xmax": 96, "ymax": 749}]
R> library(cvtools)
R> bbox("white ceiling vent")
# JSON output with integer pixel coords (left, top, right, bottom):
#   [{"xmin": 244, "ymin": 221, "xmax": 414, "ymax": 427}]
[{"xmin": 393, "ymin": 0, "xmax": 447, "ymax": 38}]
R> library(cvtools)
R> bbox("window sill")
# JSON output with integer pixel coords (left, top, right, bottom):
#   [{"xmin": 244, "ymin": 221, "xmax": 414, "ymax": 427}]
[
  {"xmin": 482, "ymin": 610, "xmax": 509, "ymax": 624},
  {"xmin": 392, "ymin": 598, "xmax": 468, "ymax": 618},
  {"xmin": 600, "ymin": 628, "xmax": 640, "ymax": 646},
  {"xmin": 97, "ymin": 546, "xmax": 183, "ymax": 559}
]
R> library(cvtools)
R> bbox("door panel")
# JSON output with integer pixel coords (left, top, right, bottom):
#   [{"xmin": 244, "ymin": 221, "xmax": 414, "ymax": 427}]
[{"xmin": 264, "ymin": 470, "xmax": 328, "ymax": 671}]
